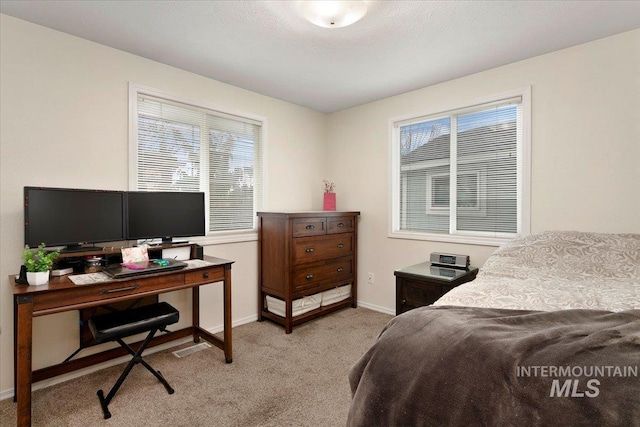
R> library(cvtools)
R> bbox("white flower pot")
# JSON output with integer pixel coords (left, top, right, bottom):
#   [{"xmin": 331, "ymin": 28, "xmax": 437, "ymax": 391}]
[{"xmin": 27, "ymin": 271, "xmax": 50, "ymax": 286}]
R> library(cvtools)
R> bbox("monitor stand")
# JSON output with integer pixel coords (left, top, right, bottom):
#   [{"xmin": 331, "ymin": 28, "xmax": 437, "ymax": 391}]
[
  {"xmin": 161, "ymin": 237, "xmax": 188, "ymax": 245},
  {"xmin": 62, "ymin": 244, "xmax": 103, "ymax": 253}
]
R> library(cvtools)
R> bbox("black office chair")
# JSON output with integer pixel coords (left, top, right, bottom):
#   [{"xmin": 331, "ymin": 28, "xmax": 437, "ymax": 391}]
[{"xmin": 88, "ymin": 302, "xmax": 179, "ymax": 419}]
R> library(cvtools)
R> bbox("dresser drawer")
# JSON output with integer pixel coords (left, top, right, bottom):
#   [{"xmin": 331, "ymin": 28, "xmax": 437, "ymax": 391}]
[
  {"xmin": 33, "ymin": 274, "xmax": 184, "ymax": 313},
  {"xmin": 292, "ymin": 234, "xmax": 354, "ymax": 265},
  {"xmin": 293, "ymin": 257, "xmax": 354, "ymax": 293},
  {"xmin": 327, "ymin": 216, "xmax": 355, "ymax": 234},
  {"xmin": 292, "ymin": 217, "xmax": 326, "ymax": 237}
]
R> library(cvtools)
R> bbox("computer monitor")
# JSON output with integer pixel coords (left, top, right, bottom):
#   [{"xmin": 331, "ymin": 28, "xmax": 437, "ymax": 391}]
[
  {"xmin": 126, "ymin": 191, "xmax": 205, "ymax": 243},
  {"xmin": 24, "ymin": 186, "xmax": 126, "ymax": 252}
]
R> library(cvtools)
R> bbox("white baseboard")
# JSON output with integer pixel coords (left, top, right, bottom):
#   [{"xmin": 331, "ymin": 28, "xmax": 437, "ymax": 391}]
[
  {"xmin": 357, "ymin": 300, "xmax": 396, "ymax": 316},
  {"xmin": 0, "ymin": 314, "xmax": 258, "ymax": 402}
]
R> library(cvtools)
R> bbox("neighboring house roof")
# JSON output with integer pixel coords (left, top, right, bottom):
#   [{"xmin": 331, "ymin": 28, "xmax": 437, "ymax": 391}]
[{"xmin": 401, "ymin": 122, "xmax": 516, "ymax": 165}]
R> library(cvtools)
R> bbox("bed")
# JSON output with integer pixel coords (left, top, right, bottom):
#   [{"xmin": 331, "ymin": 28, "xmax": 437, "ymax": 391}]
[{"xmin": 348, "ymin": 231, "xmax": 640, "ymax": 426}]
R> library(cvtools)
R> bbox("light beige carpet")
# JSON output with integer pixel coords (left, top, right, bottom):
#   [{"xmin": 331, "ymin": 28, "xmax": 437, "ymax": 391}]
[{"xmin": 0, "ymin": 307, "xmax": 391, "ymax": 427}]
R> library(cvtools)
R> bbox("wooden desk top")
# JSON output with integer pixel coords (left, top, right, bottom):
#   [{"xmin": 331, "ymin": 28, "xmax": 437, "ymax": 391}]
[
  {"xmin": 11, "ymin": 256, "xmax": 234, "ymax": 297},
  {"xmin": 11, "ymin": 257, "xmax": 234, "ymax": 317}
]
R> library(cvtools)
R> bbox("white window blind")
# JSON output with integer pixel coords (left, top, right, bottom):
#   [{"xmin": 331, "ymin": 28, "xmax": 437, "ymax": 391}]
[
  {"xmin": 133, "ymin": 90, "xmax": 263, "ymax": 237},
  {"xmin": 391, "ymin": 89, "xmax": 530, "ymax": 244},
  {"xmin": 207, "ymin": 114, "xmax": 262, "ymax": 231}
]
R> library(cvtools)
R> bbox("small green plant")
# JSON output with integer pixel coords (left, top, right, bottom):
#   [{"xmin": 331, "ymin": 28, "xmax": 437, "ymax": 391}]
[{"xmin": 22, "ymin": 243, "xmax": 59, "ymax": 272}]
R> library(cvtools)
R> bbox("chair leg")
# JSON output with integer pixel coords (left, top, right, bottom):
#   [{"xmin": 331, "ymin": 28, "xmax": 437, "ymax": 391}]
[
  {"xmin": 137, "ymin": 358, "xmax": 174, "ymax": 394},
  {"xmin": 96, "ymin": 327, "xmax": 174, "ymax": 419},
  {"xmin": 96, "ymin": 389, "xmax": 111, "ymax": 420},
  {"xmin": 116, "ymin": 335, "xmax": 175, "ymax": 394}
]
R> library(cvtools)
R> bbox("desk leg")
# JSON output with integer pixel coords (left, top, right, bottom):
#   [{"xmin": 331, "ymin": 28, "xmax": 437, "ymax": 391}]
[
  {"xmin": 15, "ymin": 295, "xmax": 33, "ymax": 427},
  {"xmin": 223, "ymin": 265, "xmax": 232, "ymax": 363},
  {"xmin": 192, "ymin": 287, "xmax": 200, "ymax": 344}
]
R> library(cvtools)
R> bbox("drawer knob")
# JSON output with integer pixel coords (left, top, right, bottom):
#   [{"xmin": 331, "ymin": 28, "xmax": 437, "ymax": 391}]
[
  {"xmin": 305, "ymin": 248, "xmax": 315, "ymax": 253},
  {"xmin": 337, "ymin": 243, "xmax": 344, "ymax": 248},
  {"xmin": 306, "ymin": 274, "xmax": 314, "ymax": 280},
  {"xmin": 305, "ymin": 224, "xmax": 315, "ymax": 229},
  {"xmin": 337, "ymin": 223, "xmax": 345, "ymax": 228},
  {"xmin": 203, "ymin": 272, "xmax": 209, "ymax": 279},
  {"xmin": 337, "ymin": 267, "xmax": 344, "ymax": 272}
]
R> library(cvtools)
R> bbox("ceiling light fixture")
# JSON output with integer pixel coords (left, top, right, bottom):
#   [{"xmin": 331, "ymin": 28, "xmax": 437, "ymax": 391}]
[{"xmin": 298, "ymin": 1, "xmax": 368, "ymax": 28}]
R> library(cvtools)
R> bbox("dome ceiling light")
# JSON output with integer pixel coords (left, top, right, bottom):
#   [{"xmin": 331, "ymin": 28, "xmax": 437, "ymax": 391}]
[{"xmin": 298, "ymin": 1, "xmax": 368, "ymax": 28}]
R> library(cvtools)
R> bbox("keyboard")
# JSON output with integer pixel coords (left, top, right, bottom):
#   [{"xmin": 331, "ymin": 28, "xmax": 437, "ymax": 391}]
[{"xmin": 102, "ymin": 259, "xmax": 187, "ymax": 279}]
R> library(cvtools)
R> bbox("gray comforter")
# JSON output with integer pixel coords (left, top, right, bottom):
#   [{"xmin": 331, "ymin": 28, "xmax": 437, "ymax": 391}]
[
  {"xmin": 435, "ymin": 231, "xmax": 640, "ymax": 312},
  {"xmin": 348, "ymin": 306, "xmax": 640, "ymax": 427}
]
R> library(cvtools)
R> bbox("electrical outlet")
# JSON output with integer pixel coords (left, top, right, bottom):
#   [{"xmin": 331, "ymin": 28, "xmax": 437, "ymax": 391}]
[{"xmin": 367, "ymin": 272, "xmax": 374, "ymax": 284}]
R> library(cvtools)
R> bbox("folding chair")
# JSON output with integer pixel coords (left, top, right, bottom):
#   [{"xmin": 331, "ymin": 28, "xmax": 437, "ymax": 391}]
[{"xmin": 88, "ymin": 302, "xmax": 179, "ymax": 419}]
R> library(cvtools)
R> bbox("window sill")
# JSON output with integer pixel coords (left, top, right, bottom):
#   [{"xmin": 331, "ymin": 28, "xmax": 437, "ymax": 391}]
[
  {"xmin": 388, "ymin": 230, "xmax": 512, "ymax": 247},
  {"xmin": 191, "ymin": 231, "xmax": 258, "ymax": 246}
]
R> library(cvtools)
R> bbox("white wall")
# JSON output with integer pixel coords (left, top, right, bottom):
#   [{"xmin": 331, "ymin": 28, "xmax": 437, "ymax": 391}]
[
  {"xmin": 325, "ymin": 29, "xmax": 640, "ymax": 312},
  {"xmin": 2, "ymin": 14, "xmax": 639, "ymax": 397},
  {"xmin": 0, "ymin": 14, "xmax": 326, "ymax": 395}
]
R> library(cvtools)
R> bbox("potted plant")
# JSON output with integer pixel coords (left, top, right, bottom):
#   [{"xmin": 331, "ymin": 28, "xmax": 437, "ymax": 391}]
[{"xmin": 22, "ymin": 243, "xmax": 59, "ymax": 286}]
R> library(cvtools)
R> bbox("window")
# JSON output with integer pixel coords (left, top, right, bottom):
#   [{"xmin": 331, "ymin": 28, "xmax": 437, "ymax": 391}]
[
  {"xmin": 427, "ymin": 172, "xmax": 484, "ymax": 214},
  {"xmin": 427, "ymin": 173, "xmax": 450, "ymax": 211},
  {"xmin": 390, "ymin": 88, "xmax": 530, "ymax": 245},
  {"xmin": 129, "ymin": 84, "xmax": 264, "ymax": 242}
]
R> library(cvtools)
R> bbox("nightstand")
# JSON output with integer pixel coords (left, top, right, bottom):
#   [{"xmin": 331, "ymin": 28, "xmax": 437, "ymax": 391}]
[{"xmin": 394, "ymin": 262, "xmax": 478, "ymax": 315}]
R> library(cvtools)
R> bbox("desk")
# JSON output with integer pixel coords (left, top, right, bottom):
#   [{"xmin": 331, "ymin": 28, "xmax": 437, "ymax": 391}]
[{"xmin": 11, "ymin": 256, "xmax": 233, "ymax": 427}]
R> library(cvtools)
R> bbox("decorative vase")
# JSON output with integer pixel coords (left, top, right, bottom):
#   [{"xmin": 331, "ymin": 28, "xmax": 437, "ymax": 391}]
[
  {"xmin": 27, "ymin": 271, "xmax": 49, "ymax": 286},
  {"xmin": 323, "ymin": 192, "xmax": 336, "ymax": 211}
]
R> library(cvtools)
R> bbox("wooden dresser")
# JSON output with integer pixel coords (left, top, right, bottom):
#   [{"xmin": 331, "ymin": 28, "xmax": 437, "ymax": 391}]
[{"xmin": 257, "ymin": 211, "xmax": 360, "ymax": 333}]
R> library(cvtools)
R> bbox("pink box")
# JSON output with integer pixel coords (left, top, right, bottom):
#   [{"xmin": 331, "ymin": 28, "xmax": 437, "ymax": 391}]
[{"xmin": 323, "ymin": 193, "xmax": 336, "ymax": 211}]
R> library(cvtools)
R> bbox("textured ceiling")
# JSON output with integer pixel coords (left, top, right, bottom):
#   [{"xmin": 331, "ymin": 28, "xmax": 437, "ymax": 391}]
[{"xmin": 2, "ymin": 1, "xmax": 640, "ymax": 113}]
